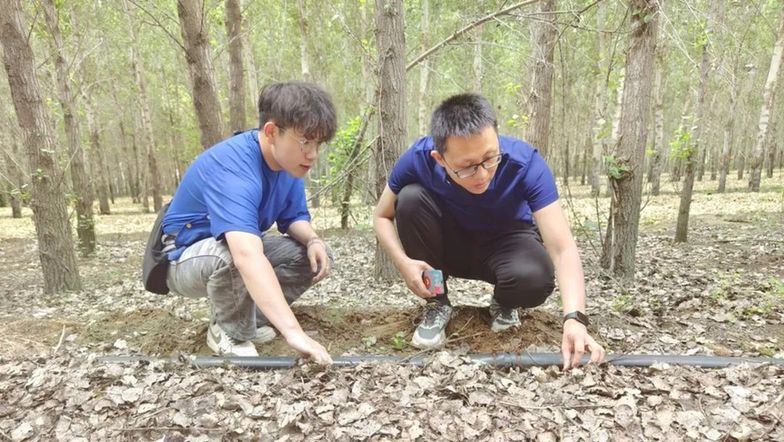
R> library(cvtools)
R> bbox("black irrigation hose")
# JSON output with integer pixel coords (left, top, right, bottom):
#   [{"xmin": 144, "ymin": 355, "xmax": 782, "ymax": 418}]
[{"xmin": 99, "ymin": 352, "xmax": 784, "ymax": 370}]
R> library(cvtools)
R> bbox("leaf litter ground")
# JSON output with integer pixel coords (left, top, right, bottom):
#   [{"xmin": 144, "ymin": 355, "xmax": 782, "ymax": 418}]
[{"xmin": 0, "ymin": 175, "xmax": 783, "ymax": 440}]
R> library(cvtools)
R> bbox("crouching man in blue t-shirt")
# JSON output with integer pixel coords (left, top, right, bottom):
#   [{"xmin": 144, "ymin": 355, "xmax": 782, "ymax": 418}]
[
  {"xmin": 373, "ymin": 93, "xmax": 605, "ymax": 369},
  {"xmin": 161, "ymin": 82, "xmax": 335, "ymax": 363}
]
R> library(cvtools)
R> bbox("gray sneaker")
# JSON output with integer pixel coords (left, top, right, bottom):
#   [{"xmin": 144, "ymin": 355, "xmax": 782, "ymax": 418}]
[
  {"xmin": 489, "ymin": 298, "xmax": 521, "ymax": 332},
  {"xmin": 252, "ymin": 325, "xmax": 277, "ymax": 344},
  {"xmin": 412, "ymin": 303, "xmax": 453, "ymax": 349}
]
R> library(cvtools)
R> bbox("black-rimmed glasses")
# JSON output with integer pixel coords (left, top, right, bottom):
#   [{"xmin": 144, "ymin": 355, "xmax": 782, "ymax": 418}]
[{"xmin": 445, "ymin": 153, "xmax": 503, "ymax": 179}]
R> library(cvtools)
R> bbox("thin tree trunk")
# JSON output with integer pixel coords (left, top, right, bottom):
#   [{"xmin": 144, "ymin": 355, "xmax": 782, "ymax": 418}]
[
  {"xmin": 124, "ymin": 1, "xmax": 162, "ymax": 211},
  {"xmin": 749, "ymin": 9, "xmax": 784, "ymax": 192},
  {"xmin": 675, "ymin": 0, "xmax": 717, "ymax": 243},
  {"xmin": 83, "ymin": 94, "xmax": 111, "ymax": 215},
  {"xmin": 0, "ymin": 0, "xmax": 81, "ymax": 292},
  {"xmin": 41, "ymin": 0, "xmax": 96, "ymax": 256},
  {"xmin": 600, "ymin": 0, "xmax": 659, "ymax": 281},
  {"xmin": 473, "ymin": 29, "xmax": 483, "ymax": 92},
  {"xmin": 417, "ymin": 0, "xmax": 431, "ymax": 135},
  {"xmin": 177, "ymin": 0, "xmax": 225, "ymax": 149},
  {"xmin": 649, "ymin": 42, "xmax": 666, "ymax": 196},
  {"xmin": 718, "ymin": 81, "xmax": 736, "ymax": 193},
  {"xmin": 525, "ymin": 0, "xmax": 557, "ymax": 159},
  {"xmin": 225, "ymin": 0, "xmax": 247, "ymax": 132},
  {"xmin": 590, "ymin": 1, "xmax": 609, "ymax": 197},
  {"xmin": 1, "ymin": 121, "xmax": 24, "ymax": 218},
  {"xmin": 374, "ymin": 0, "xmax": 406, "ymax": 280}
]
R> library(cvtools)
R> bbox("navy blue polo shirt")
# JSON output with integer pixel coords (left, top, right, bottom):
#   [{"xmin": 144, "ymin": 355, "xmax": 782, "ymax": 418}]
[
  {"xmin": 162, "ymin": 130, "xmax": 311, "ymax": 261},
  {"xmin": 388, "ymin": 135, "xmax": 559, "ymax": 231}
]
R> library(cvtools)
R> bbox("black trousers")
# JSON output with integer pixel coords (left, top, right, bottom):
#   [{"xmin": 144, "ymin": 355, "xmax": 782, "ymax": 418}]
[{"xmin": 395, "ymin": 183, "xmax": 555, "ymax": 308}]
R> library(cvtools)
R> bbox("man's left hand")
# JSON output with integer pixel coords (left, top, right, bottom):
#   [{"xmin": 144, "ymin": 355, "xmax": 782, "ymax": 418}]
[
  {"xmin": 561, "ymin": 320, "xmax": 605, "ymax": 370},
  {"xmin": 307, "ymin": 238, "xmax": 330, "ymax": 282}
]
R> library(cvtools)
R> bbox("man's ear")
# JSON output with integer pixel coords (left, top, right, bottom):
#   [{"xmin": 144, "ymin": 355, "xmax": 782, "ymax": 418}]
[
  {"xmin": 262, "ymin": 121, "xmax": 277, "ymax": 139},
  {"xmin": 430, "ymin": 150, "xmax": 446, "ymax": 168}
]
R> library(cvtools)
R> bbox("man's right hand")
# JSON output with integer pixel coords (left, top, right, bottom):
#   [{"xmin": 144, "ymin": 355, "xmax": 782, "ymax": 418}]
[
  {"xmin": 398, "ymin": 258, "xmax": 434, "ymax": 299},
  {"xmin": 285, "ymin": 331, "xmax": 333, "ymax": 365}
]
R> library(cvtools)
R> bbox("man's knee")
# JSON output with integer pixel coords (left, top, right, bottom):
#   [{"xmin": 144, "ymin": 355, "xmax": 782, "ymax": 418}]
[{"xmin": 495, "ymin": 265, "xmax": 555, "ymax": 308}]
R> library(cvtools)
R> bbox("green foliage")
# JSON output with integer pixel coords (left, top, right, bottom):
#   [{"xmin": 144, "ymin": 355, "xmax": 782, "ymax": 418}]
[
  {"xmin": 390, "ymin": 331, "xmax": 407, "ymax": 350},
  {"xmin": 603, "ymin": 154, "xmax": 630, "ymax": 180},
  {"xmin": 669, "ymin": 124, "xmax": 693, "ymax": 160},
  {"xmin": 327, "ymin": 116, "xmax": 363, "ymax": 202},
  {"xmin": 741, "ymin": 278, "xmax": 784, "ymax": 318},
  {"xmin": 612, "ymin": 293, "xmax": 633, "ymax": 313},
  {"xmin": 709, "ymin": 271, "xmax": 741, "ymax": 301}
]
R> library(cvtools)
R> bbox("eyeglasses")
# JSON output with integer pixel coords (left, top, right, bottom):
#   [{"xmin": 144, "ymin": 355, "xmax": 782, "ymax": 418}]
[
  {"xmin": 444, "ymin": 153, "xmax": 503, "ymax": 179},
  {"xmin": 279, "ymin": 126, "xmax": 323, "ymax": 155}
]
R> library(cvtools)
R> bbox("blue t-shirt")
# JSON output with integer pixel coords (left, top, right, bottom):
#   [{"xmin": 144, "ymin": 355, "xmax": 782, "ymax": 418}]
[
  {"xmin": 388, "ymin": 135, "xmax": 559, "ymax": 232},
  {"xmin": 162, "ymin": 130, "xmax": 311, "ymax": 261}
]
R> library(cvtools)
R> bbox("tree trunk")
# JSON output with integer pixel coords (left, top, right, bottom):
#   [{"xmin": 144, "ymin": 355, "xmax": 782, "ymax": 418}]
[
  {"xmin": 123, "ymin": 1, "xmax": 162, "ymax": 211},
  {"xmin": 417, "ymin": 0, "xmax": 431, "ymax": 136},
  {"xmin": 749, "ymin": 10, "xmax": 784, "ymax": 192},
  {"xmin": 718, "ymin": 74, "xmax": 737, "ymax": 193},
  {"xmin": 41, "ymin": 0, "xmax": 96, "ymax": 256},
  {"xmin": 649, "ymin": 42, "xmax": 666, "ymax": 196},
  {"xmin": 374, "ymin": 0, "xmax": 406, "ymax": 280},
  {"xmin": 525, "ymin": 0, "xmax": 557, "ymax": 159},
  {"xmin": 600, "ymin": 0, "xmax": 659, "ymax": 281},
  {"xmin": 1, "ymin": 120, "xmax": 24, "ymax": 218},
  {"xmin": 590, "ymin": 1, "xmax": 609, "ymax": 197},
  {"xmin": 765, "ymin": 68, "xmax": 783, "ymax": 179},
  {"xmin": 296, "ymin": 0, "xmax": 312, "ymax": 82},
  {"xmin": 225, "ymin": 0, "xmax": 247, "ymax": 132},
  {"xmin": 675, "ymin": 0, "xmax": 717, "ymax": 243},
  {"xmin": 177, "ymin": 0, "xmax": 225, "ymax": 149},
  {"xmin": 473, "ymin": 28, "xmax": 483, "ymax": 92},
  {"xmin": 0, "ymin": 0, "xmax": 81, "ymax": 292},
  {"xmin": 83, "ymin": 94, "xmax": 111, "ymax": 215}
]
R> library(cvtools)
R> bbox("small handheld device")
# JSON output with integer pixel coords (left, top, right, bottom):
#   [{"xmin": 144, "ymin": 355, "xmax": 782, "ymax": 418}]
[{"xmin": 422, "ymin": 269, "xmax": 444, "ymax": 295}]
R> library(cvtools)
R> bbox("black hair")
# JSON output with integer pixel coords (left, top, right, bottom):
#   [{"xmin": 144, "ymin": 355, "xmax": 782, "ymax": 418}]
[
  {"xmin": 258, "ymin": 81, "xmax": 337, "ymax": 142},
  {"xmin": 430, "ymin": 93, "xmax": 498, "ymax": 154}
]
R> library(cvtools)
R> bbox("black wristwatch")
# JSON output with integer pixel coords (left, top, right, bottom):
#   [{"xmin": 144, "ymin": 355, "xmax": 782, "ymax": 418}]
[{"xmin": 563, "ymin": 311, "xmax": 590, "ymax": 327}]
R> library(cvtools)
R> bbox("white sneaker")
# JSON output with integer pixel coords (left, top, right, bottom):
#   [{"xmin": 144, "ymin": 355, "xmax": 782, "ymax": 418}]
[
  {"xmin": 206, "ymin": 321, "xmax": 258, "ymax": 357},
  {"xmin": 252, "ymin": 325, "xmax": 277, "ymax": 344}
]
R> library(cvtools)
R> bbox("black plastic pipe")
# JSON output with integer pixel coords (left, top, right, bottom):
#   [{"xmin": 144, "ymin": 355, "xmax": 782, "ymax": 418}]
[{"xmin": 98, "ymin": 352, "xmax": 784, "ymax": 369}]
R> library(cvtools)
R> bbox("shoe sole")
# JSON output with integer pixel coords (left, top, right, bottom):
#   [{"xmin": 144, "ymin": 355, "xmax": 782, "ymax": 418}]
[
  {"xmin": 490, "ymin": 321, "xmax": 521, "ymax": 333},
  {"xmin": 411, "ymin": 330, "xmax": 446, "ymax": 349}
]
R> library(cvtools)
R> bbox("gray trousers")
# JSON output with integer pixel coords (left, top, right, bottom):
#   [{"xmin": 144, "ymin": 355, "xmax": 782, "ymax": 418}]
[{"xmin": 166, "ymin": 235, "xmax": 331, "ymax": 341}]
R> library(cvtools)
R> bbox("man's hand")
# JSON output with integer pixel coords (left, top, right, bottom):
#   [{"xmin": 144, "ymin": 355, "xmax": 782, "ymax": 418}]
[
  {"xmin": 561, "ymin": 320, "xmax": 605, "ymax": 370},
  {"xmin": 307, "ymin": 238, "xmax": 330, "ymax": 282},
  {"xmin": 285, "ymin": 331, "xmax": 333, "ymax": 365},
  {"xmin": 397, "ymin": 258, "xmax": 434, "ymax": 299}
]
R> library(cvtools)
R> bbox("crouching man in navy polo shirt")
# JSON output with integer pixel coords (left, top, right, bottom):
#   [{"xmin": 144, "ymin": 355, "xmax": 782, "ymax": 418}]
[
  {"xmin": 373, "ymin": 93, "xmax": 605, "ymax": 369},
  {"xmin": 162, "ymin": 82, "xmax": 334, "ymax": 363}
]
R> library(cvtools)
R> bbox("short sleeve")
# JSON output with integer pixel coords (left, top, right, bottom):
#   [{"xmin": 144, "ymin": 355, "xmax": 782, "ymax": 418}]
[
  {"xmin": 388, "ymin": 146, "xmax": 420, "ymax": 194},
  {"xmin": 276, "ymin": 180, "xmax": 311, "ymax": 233},
  {"xmin": 522, "ymin": 151, "xmax": 560, "ymax": 212}
]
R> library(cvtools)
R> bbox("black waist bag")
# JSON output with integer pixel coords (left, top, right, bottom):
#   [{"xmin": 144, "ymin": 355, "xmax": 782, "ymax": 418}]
[{"xmin": 142, "ymin": 202, "xmax": 171, "ymax": 294}]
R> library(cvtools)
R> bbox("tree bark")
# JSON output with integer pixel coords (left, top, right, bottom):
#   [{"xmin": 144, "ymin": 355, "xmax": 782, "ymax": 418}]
[
  {"xmin": 374, "ymin": 0, "xmax": 406, "ymax": 280},
  {"xmin": 417, "ymin": 0, "xmax": 431, "ymax": 136},
  {"xmin": 0, "ymin": 0, "xmax": 81, "ymax": 292},
  {"xmin": 749, "ymin": 9, "xmax": 784, "ymax": 192},
  {"xmin": 600, "ymin": 0, "xmax": 659, "ymax": 281},
  {"xmin": 649, "ymin": 42, "xmax": 666, "ymax": 196},
  {"xmin": 124, "ymin": 1, "xmax": 162, "ymax": 211},
  {"xmin": 225, "ymin": 0, "xmax": 247, "ymax": 132},
  {"xmin": 590, "ymin": 0, "xmax": 609, "ymax": 197},
  {"xmin": 41, "ymin": 0, "xmax": 96, "ymax": 256},
  {"xmin": 82, "ymin": 93, "xmax": 111, "ymax": 215},
  {"xmin": 675, "ymin": 0, "xmax": 717, "ymax": 243},
  {"xmin": 525, "ymin": 0, "xmax": 557, "ymax": 159},
  {"xmin": 177, "ymin": 0, "xmax": 225, "ymax": 149}
]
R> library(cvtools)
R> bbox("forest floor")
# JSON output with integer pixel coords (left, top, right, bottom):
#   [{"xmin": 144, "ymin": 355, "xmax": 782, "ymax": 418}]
[{"xmin": 0, "ymin": 174, "xmax": 783, "ymax": 441}]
